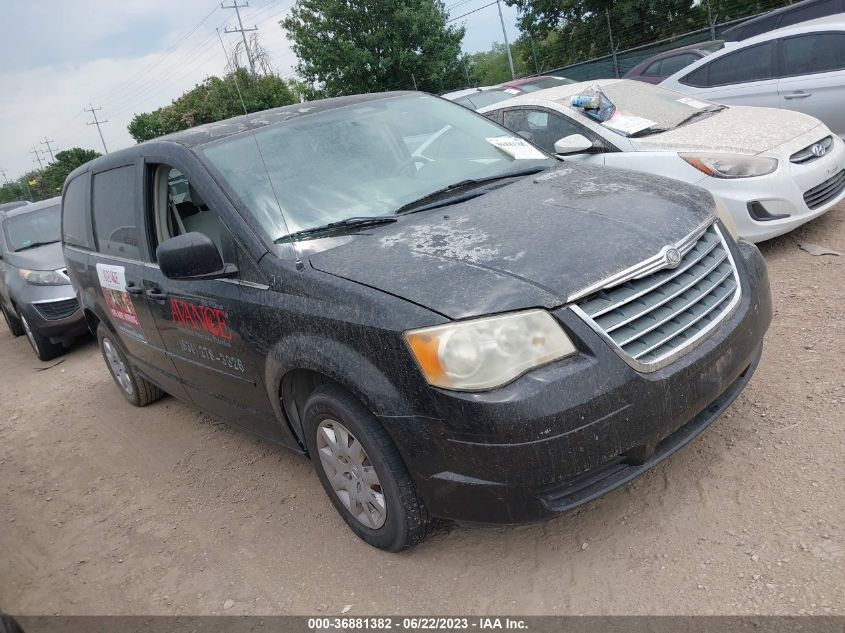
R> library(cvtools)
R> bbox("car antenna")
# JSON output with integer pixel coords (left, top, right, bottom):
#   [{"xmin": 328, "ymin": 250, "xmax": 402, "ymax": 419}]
[{"xmin": 216, "ymin": 28, "xmax": 304, "ymax": 272}]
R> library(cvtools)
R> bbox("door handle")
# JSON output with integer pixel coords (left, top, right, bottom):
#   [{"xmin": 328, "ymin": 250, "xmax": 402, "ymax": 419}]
[
  {"xmin": 146, "ymin": 288, "xmax": 168, "ymax": 301},
  {"xmin": 125, "ymin": 283, "xmax": 143, "ymax": 296},
  {"xmin": 784, "ymin": 91, "xmax": 812, "ymax": 100}
]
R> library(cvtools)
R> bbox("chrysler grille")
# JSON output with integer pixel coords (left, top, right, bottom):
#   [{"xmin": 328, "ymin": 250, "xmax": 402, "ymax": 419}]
[{"xmin": 574, "ymin": 224, "xmax": 740, "ymax": 369}]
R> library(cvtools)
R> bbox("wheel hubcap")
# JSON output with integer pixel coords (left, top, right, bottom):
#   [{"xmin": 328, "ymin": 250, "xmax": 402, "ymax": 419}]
[
  {"xmin": 102, "ymin": 338, "xmax": 134, "ymax": 396},
  {"xmin": 316, "ymin": 419, "xmax": 386, "ymax": 529}
]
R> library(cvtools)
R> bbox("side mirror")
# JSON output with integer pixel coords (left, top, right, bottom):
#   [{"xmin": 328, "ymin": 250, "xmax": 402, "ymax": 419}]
[
  {"xmin": 554, "ymin": 134, "xmax": 594, "ymax": 155},
  {"xmin": 156, "ymin": 232, "xmax": 237, "ymax": 281}
]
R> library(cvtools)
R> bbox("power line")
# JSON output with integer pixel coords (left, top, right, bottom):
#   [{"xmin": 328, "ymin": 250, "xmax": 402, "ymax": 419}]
[
  {"xmin": 85, "ymin": 104, "xmax": 109, "ymax": 154},
  {"xmin": 106, "ymin": 35, "xmax": 229, "ymax": 119},
  {"xmin": 222, "ymin": 1, "xmax": 258, "ymax": 74},
  {"xmin": 95, "ymin": 3, "xmax": 221, "ymax": 104},
  {"xmin": 104, "ymin": 26, "xmax": 227, "ymax": 116},
  {"xmin": 446, "ymin": 1, "xmax": 497, "ymax": 23}
]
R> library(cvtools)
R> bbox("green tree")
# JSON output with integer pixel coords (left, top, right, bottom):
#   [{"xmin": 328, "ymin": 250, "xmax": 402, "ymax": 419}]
[
  {"xmin": 281, "ymin": 0, "xmax": 469, "ymax": 97},
  {"xmin": 0, "ymin": 147, "xmax": 101, "ymax": 204},
  {"xmin": 128, "ymin": 69, "xmax": 299, "ymax": 143},
  {"xmin": 467, "ymin": 42, "xmax": 531, "ymax": 86},
  {"xmin": 505, "ymin": 0, "xmax": 794, "ymax": 73}
]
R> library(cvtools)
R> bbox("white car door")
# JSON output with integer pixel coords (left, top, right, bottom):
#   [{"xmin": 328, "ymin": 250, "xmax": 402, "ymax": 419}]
[
  {"xmin": 667, "ymin": 40, "xmax": 781, "ymax": 108},
  {"xmin": 776, "ymin": 31, "xmax": 845, "ymax": 138}
]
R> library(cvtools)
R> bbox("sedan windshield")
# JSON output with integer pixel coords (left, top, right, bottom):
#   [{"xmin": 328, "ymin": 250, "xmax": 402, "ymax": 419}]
[
  {"xmin": 4, "ymin": 205, "xmax": 61, "ymax": 252},
  {"xmin": 570, "ymin": 82, "xmax": 724, "ymax": 135},
  {"xmin": 201, "ymin": 93, "xmax": 554, "ymax": 241},
  {"xmin": 515, "ymin": 77, "xmax": 577, "ymax": 92}
]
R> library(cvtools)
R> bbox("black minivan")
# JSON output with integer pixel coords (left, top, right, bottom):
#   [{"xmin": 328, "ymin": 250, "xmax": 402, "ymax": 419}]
[{"xmin": 62, "ymin": 92, "xmax": 772, "ymax": 551}]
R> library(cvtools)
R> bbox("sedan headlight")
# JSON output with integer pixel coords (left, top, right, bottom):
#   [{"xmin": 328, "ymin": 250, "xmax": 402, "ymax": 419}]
[
  {"xmin": 19, "ymin": 268, "xmax": 69, "ymax": 286},
  {"xmin": 680, "ymin": 153, "xmax": 778, "ymax": 179},
  {"xmin": 405, "ymin": 310, "xmax": 576, "ymax": 391}
]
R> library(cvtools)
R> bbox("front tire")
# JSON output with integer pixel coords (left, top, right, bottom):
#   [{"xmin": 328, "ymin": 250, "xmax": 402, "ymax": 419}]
[
  {"xmin": 21, "ymin": 314, "xmax": 63, "ymax": 361},
  {"xmin": 1, "ymin": 303, "xmax": 25, "ymax": 337},
  {"xmin": 97, "ymin": 324, "xmax": 164, "ymax": 407},
  {"xmin": 303, "ymin": 384, "xmax": 430, "ymax": 551}
]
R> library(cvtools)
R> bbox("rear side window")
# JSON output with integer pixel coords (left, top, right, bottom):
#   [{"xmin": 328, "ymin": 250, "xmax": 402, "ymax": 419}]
[
  {"xmin": 62, "ymin": 174, "xmax": 94, "ymax": 250},
  {"xmin": 738, "ymin": 15, "xmax": 779, "ymax": 40},
  {"xmin": 781, "ymin": 32, "xmax": 845, "ymax": 76},
  {"xmin": 689, "ymin": 41, "xmax": 776, "ymax": 87},
  {"xmin": 659, "ymin": 53, "xmax": 699, "ymax": 77},
  {"xmin": 92, "ymin": 166, "xmax": 141, "ymax": 260},
  {"xmin": 779, "ymin": 0, "xmax": 840, "ymax": 27},
  {"xmin": 642, "ymin": 59, "xmax": 664, "ymax": 76}
]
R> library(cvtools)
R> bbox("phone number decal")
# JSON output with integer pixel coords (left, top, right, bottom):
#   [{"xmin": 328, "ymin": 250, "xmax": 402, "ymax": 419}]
[{"xmin": 179, "ymin": 338, "xmax": 245, "ymax": 373}]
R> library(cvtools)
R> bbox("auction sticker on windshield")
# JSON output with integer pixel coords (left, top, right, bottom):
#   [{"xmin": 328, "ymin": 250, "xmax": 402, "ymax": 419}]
[
  {"xmin": 486, "ymin": 136, "xmax": 547, "ymax": 160},
  {"xmin": 96, "ymin": 263, "xmax": 145, "ymax": 341},
  {"xmin": 677, "ymin": 97, "xmax": 710, "ymax": 109},
  {"xmin": 602, "ymin": 113, "xmax": 655, "ymax": 136}
]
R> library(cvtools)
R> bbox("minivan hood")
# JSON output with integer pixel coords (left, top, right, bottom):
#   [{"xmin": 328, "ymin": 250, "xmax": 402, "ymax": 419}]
[
  {"xmin": 632, "ymin": 105, "xmax": 822, "ymax": 155},
  {"xmin": 4, "ymin": 241, "xmax": 65, "ymax": 271},
  {"xmin": 309, "ymin": 164, "xmax": 716, "ymax": 320}
]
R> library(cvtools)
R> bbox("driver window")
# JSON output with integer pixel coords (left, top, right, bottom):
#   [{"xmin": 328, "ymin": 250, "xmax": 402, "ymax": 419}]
[
  {"xmin": 503, "ymin": 109, "xmax": 585, "ymax": 154},
  {"xmin": 153, "ymin": 165, "xmax": 223, "ymax": 254}
]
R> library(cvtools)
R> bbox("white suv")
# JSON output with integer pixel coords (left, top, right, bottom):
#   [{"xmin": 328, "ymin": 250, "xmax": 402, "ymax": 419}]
[{"xmin": 661, "ymin": 15, "xmax": 845, "ymax": 139}]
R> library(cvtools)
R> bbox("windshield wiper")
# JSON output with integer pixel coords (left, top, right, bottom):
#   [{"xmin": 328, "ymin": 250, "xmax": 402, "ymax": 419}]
[
  {"xmin": 630, "ymin": 106, "xmax": 726, "ymax": 138},
  {"xmin": 276, "ymin": 216, "xmax": 397, "ymax": 242},
  {"xmin": 675, "ymin": 106, "xmax": 726, "ymax": 128},
  {"xmin": 394, "ymin": 166, "xmax": 548, "ymax": 215},
  {"xmin": 14, "ymin": 240, "xmax": 60, "ymax": 252}
]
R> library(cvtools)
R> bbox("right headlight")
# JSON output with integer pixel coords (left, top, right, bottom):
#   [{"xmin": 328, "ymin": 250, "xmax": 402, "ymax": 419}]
[
  {"xmin": 19, "ymin": 268, "xmax": 69, "ymax": 286},
  {"xmin": 404, "ymin": 310, "xmax": 577, "ymax": 391},
  {"xmin": 680, "ymin": 153, "xmax": 778, "ymax": 179}
]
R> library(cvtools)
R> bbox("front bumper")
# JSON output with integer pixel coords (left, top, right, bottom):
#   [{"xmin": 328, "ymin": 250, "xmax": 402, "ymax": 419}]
[
  {"xmin": 380, "ymin": 240, "xmax": 772, "ymax": 525},
  {"xmin": 16, "ymin": 288, "xmax": 88, "ymax": 343},
  {"xmin": 702, "ymin": 134, "xmax": 845, "ymax": 243}
]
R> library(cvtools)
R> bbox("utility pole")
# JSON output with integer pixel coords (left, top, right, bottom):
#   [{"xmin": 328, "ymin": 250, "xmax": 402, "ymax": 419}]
[
  {"xmin": 222, "ymin": 1, "xmax": 257, "ymax": 75},
  {"xmin": 606, "ymin": 8, "xmax": 621, "ymax": 79},
  {"xmin": 496, "ymin": 0, "xmax": 516, "ymax": 80},
  {"xmin": 30, "ymin": 148, "xmax": 45, "ymax": 170},
  {"xmin": 40, "ymin": 137, "xmax": 57, "ymax": 162},
  {"xmin": 85, "ymin": 104, "xmax": 109, "ymax": 154},
  {"xmin": 705, "ymin": 0, "xmax": 718, "ymax": 40}
]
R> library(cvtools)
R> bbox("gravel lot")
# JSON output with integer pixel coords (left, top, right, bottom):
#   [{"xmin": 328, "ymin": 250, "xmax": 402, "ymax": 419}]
[{"xmin": 1, "ymin": 204, "xmax": 843, "ymax": 616}]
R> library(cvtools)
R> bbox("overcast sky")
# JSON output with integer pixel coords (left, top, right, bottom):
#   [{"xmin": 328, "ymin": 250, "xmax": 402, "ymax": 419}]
[{"xmin": 0, "ymin": 0, "xmax": 520, "ymax": 180}]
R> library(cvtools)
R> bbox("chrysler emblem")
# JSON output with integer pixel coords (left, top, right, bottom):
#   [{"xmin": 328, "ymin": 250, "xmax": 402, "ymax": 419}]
[
  {"xmin": 665, "ymin": 247, "xmax": 682, "ymax": 267},
  {"xmin": 811, "ymin": 143, "xmax": 826, "ymax": 157}
]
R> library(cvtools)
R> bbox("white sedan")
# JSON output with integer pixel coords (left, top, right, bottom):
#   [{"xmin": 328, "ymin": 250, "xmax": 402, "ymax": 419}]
[
  {"xmin": 660, "ymin": 15, "xmax": 845, "ymax": 139},
  {"xmin": 479, "ymin": 78, "xmax": 845, "ymax": 242}
]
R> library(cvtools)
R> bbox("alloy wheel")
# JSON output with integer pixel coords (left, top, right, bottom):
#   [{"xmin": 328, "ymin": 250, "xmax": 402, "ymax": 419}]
[
  {"xmin": 102, "ymin": 337, "xmax": 134, "ymax": 396},
  {"xmin": 316, "ymin": 419, "xmax": 387, "ymax": 529}
]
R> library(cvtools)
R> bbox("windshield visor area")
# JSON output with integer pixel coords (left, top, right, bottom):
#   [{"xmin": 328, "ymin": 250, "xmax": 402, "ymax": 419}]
[
  {"xmin": 4, "ymin": 205, "xmax": 61, "ymax": 252},
  {"xmin": 200, "ymin": 94, "xmax": 555, "ymax": 243}
]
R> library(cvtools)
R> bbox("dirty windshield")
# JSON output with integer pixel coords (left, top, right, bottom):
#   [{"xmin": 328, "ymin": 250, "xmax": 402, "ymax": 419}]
[
  {"xmin": 3, "ymin": 204, "xmax": 61, "ymax": 252},
  {"xmin": 571, "ymin": 82, "xmax": 724, "ymax": 136},
  {"xmin": 201, "ymin": 93, "xmax": 554, "ymax": 242}
]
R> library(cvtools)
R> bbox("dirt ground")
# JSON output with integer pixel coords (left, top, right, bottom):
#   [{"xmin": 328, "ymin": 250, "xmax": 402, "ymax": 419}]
[{"xmin": 1, "ymin": 205, "xmax": 843, "ymax": 617}]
